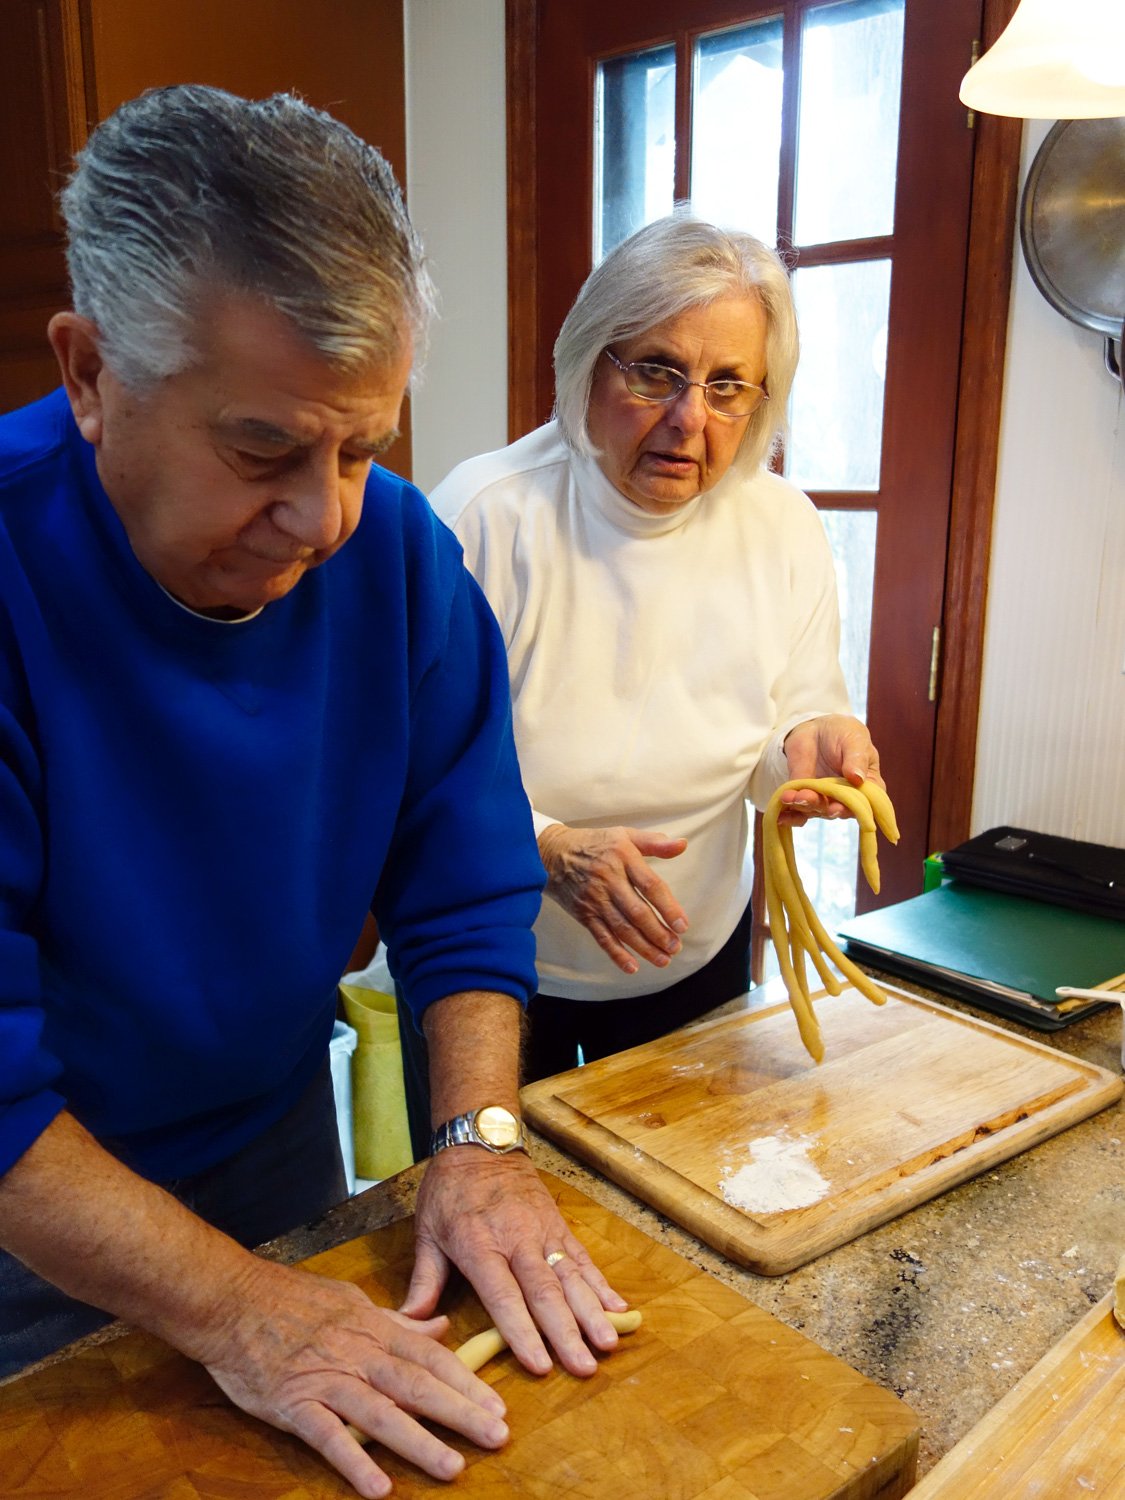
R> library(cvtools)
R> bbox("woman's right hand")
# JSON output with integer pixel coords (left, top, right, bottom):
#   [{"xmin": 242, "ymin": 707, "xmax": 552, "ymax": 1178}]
[{"xmin": 537, "ymin": 824, "xmax": 689, "ymax": 975}]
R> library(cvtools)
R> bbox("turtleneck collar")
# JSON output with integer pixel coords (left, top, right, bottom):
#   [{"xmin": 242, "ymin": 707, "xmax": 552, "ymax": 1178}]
[{"xmin": 569, "ymin": 447, "xmax": 705, "ymax": 537}]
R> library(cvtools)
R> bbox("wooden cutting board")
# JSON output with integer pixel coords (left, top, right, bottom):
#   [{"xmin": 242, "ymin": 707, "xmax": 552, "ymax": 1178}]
[
  {"xmin": 909, "ymin": 1293, "xmax": 1125, "ymax": 1496},
  {"xmin": 0, "ymin": 1173, "xmax": 919, "ymax": 1499},
  {"xmin": 521, "ymin": 986, "xmax": 1123, "ymax": 1275}
]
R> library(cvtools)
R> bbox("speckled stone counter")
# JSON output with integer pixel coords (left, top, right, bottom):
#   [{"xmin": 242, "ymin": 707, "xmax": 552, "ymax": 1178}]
[
  {"xmin": 274, "ymin": 978, "xmax": 1125, "ymax": 1476},
  {"xmin": 10, "ymin": 978, "xmax": 1125, "ymax": 1479}
]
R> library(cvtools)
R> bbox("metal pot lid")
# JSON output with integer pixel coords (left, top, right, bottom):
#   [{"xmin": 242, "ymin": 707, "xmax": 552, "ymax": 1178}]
[{"xmin": 1019, "ymin": 117, "xmax": 1125, "ymax": 340}]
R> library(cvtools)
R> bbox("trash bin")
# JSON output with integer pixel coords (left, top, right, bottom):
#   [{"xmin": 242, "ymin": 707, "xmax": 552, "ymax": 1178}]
[{"xmin": 329, "ymin": 1019, "xmax": 358, "ymax": 1194}]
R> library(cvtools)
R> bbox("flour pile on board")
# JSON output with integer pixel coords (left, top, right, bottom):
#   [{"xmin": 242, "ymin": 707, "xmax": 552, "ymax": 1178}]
[{"xmin": 720, "ymin": 1131, "xmax": 829, "ymax": 1214}]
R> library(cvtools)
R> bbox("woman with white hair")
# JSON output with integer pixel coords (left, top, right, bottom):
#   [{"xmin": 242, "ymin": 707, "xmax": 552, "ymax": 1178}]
[{"xmin": 422, "ymin": 211, "xmax": 886, "ymax": 1090}]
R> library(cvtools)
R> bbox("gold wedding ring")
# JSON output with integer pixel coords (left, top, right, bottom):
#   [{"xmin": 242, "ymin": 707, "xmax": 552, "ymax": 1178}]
[{"xmin": 545, "ymin": 1251, "xmax": 567, "ymax": 1268}]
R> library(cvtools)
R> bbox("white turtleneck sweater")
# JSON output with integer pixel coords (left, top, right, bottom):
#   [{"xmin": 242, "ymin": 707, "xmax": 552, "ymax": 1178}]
[{"xmin": 429, "ymin": 421, "xmax": 850, "ymax": 1002}]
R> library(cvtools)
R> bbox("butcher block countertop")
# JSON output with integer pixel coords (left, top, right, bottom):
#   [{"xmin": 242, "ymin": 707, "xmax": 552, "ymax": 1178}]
[{"xmin": 11, "ymin": 975, "xmax": 1125, "ymax": 1482}]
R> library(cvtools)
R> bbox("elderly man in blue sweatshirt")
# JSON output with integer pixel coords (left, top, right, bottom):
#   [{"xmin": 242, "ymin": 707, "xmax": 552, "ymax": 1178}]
[{"xmin": 0, "ymin": 85, "xmax": 626, "ymax": 1498}]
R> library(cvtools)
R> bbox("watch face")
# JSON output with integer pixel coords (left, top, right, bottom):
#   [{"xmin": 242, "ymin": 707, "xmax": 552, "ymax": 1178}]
[{"xmin": 475, "ymin": 1105, "xmax": 521, "ymax": 1148}]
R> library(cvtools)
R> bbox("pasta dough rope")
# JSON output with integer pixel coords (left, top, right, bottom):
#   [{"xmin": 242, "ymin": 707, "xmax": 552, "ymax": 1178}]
[
  {"xmin": 764, "ymin": 777, "xmax": 900, "ymax": 1062},
  {"xmin": 453, "ymin": 1309, "xmax": 642, "ymax": 1372},
  {"xmin": 343, "ymin": 1309, "xmax": 643, "ymax": 1445}
]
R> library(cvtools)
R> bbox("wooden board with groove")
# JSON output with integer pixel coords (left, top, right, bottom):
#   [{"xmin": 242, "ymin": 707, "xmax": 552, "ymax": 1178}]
[
  {"xmin": 0, "ymin": 1173, "xmax": 919, "ymax": 1499},
  {"xmin": 521, "ymin": 986, "xmax": 1123, "ymax": 1276},
  {"xmin": 909, "ymin": 1293, "xmax": 1125, "ymax": 1497}
]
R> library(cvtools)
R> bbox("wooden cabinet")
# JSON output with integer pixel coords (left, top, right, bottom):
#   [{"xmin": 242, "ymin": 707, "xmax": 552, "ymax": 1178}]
[
  {"xmin": 0, "ymin": 0, "xmax": 412, "ymax": 474},
  {"xmin": 0, "ymin": 1, "xmax": 88, "ymax": 412}
]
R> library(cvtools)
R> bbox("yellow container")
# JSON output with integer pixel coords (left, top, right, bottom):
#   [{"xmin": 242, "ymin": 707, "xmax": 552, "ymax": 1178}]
[{"xmin": 338, "ymin": 982, "xmax": 413, "ymax": 1182}]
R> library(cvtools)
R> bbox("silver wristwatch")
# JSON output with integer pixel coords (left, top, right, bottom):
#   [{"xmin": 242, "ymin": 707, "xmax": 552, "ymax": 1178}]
[{"xmin": 429, "ymin": 1104, "xmax": 529, "ymax": 1156}]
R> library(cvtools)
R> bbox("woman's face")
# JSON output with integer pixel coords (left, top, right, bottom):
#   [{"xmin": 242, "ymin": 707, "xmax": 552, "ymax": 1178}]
[{"xmin": 586, "ymin": 293, "xmax": 768, "ymax": 515}]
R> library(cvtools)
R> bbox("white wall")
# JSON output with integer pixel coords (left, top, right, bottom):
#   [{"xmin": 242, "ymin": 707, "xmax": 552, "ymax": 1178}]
[
  {"xmin": 971, "ymin": 120, "xmax": 1125, "ymax": 846},
  {"xmin": 404, "ymin": 0, "xmax": 509, "ymax": 495},
  {"xmin": 405, "ymin": 28, "xmax": 1125, "ymax": 848}
]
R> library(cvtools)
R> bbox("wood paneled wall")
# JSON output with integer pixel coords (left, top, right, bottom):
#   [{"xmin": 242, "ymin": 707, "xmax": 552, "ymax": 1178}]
[{"xmin": 0, "ymin": 0, "xmax": 412, "ymax": 473}]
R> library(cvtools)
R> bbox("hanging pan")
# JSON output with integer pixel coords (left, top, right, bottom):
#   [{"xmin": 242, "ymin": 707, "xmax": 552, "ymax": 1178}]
[{"xmin": 1019, "ymin": 116, "xmax": 1125, "ymax": 390}]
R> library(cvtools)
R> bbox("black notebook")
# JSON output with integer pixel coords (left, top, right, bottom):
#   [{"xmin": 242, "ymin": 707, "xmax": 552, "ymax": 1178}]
[
  {"xmin": 940, "ymin": 826, "xmax": 1125, "ymax": 922},
  {"xmin": 838, "ymin": 881, "xmax": 1125, "ymax": 1030}
]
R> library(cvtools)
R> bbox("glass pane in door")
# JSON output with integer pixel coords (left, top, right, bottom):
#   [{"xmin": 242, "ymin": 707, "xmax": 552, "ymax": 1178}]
[
  {"xmin": 690, "ymin": 18, "xmax": 784, "ymax": 243},
  {"xmin": 823, "ymin": 510, "xmax": 876, "ymax": 721},
  {"xmin": 790, "ymin": 507, "xmax": 878, "ymax": 934},
  {"xmin": 786, "ymin": 258, "xmax": 892, "ymax": 492},
  {"xmin": 794, "ymin": 0, "xmax": 905, "ymax": 246},
  {"xmin": 594, "ymin": 45, "xmax": 676, "ymax": 261},
  {"xmin": 758, "ymin": 507, "xmax": 878, "ymax": 980}
]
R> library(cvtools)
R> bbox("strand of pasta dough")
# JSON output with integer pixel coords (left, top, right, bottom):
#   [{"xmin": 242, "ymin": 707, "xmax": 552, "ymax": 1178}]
[
  {"xmin": 764, "ymin": 776, "xmax": 900, "ymax": 1062},
  {"xmin": 343, "ymin": 1309, "xmax": 643, "ymax": 1444},
  {"xmin": 454, "ymin": 1308, "xmax": 642, "ymax": 1373}
]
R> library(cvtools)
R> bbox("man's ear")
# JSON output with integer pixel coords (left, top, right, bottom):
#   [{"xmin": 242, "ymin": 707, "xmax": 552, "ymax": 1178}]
[{"xmin": 47, "ymin": 312, "xmax": 108, "ymax": 444}]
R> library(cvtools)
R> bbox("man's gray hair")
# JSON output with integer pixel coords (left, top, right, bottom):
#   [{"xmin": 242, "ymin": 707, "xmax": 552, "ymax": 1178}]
[
  {"xmin": 60, "ymin": 84, "xmax": 435, "ymax": 390},
  {"xmin": 554, "ymin": 211, "xmax": 799, "ymax": 478}
]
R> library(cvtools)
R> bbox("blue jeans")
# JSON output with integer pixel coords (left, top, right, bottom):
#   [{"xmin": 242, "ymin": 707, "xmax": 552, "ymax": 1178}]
[{"xmin": 0, "ymin": 1057, "xmax": 347, "ymax": 1379}]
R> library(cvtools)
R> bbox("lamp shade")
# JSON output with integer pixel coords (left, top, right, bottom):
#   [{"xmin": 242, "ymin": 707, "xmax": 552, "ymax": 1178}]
[{"xmin": 959, "ymin": 0, "xmax": 1125, "ymax": 118}]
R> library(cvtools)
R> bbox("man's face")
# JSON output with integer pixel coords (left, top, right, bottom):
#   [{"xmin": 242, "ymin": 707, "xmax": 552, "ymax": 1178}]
[{"xmin": 80, "ymin": 295, "xmax": 413, "ymax": 615}]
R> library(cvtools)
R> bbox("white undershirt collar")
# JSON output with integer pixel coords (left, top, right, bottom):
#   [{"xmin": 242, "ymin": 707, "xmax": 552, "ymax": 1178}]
[{"xmin": 155, "ymin": 580, "xmax": 264, "ymax": 624}]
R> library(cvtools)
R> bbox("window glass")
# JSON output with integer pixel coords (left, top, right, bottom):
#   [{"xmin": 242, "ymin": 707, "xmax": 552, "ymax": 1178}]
[
  {"xmin": 786, "ymin": 258, "xmax": 891, "ymax": 492},
  {"xmin": 761, "ymin": 508, "xmax": 876, "ymax": 975},
  {"xmin": 792, "ymin": 509, "xmax": 876, "ymax": 935},
  {"xmin": 690, "ymin": 18, "xmax": 784, "ymax": 243},
  {"xmin": 822, "ymin": 509, "xmax": 876, "ymax": 721},
  {"xmin": 794, "ymin": 0, "xmax": 905, "ymax": 246},
  {"xmin": 594, "ymin": 46, "xmax": 676, "ymax": 260}
]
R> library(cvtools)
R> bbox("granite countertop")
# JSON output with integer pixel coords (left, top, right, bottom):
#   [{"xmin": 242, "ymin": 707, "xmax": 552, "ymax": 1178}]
[
  {"xmin": 10, "ymin": 978, "xmax": 1125, "ymax": 1478},
  {"xmin": 281, "ymin": 978, "xmax": 1125, "ymax": 1478}
]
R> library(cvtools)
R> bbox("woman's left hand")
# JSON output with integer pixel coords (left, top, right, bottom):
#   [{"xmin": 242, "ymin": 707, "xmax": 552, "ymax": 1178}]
[{"xmin": 778, "ymin": 714, "xmax": 885, "ymax": 826}]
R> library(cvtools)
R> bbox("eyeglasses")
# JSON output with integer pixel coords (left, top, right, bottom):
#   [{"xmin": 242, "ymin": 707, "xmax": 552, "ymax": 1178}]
[{"xmin": 603, "ymin": 348, "xmax": 768, "ymax": 418}]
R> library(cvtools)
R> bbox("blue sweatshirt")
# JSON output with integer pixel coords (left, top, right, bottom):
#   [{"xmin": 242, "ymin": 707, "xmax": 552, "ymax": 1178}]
[{"xmin": 0, "ymin": 390, "xmax": 544, "ymax": 1182}]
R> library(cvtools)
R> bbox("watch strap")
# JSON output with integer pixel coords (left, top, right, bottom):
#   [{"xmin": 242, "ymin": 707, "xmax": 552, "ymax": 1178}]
[
  {"xmin": 429, "ymin": 1107, "xmax": 529, "ymax": 1156},
  {"xmin": 430, "ymin": 1114, "xmax": 478, "ymax": 1153}
]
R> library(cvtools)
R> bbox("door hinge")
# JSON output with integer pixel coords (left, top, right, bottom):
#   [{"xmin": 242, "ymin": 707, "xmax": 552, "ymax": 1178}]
[
  {"xmin": 928, "ymin": 625, "xmax": 942, "ymax": 703},
  {"xmin": 966, "ymin": 40, "xmax": 980, "ymax": 129}
]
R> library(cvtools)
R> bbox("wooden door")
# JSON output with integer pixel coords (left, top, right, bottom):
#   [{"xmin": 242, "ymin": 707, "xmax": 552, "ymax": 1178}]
[
  {"xmin": 0, "ymin": 0, "xmax": 413, "ymax": 477},
  {"xmin": 508, "ymin": 0, "xmax": 983, "ymax": 913},
  {"xmin": 0, "ymin": 1, "xmax": 88, "ymax": 414}
]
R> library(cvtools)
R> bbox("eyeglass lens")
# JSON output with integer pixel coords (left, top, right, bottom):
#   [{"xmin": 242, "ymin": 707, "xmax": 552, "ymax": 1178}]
[{"xmin": 609, "ymin": 353, "xmax": 765, "ymax": 417}]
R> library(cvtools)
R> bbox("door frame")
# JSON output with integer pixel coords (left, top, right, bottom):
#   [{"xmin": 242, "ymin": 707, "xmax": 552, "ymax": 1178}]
[{"xmin": 505, "ymin": 0, "xmax": 1022, "ymax": 862}]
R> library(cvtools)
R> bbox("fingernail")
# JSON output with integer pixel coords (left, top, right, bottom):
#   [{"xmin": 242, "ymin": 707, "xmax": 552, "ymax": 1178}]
[
  {"xmin": 440, "ymin": 1451, "xmax": 467, "ymax": 1478},
  {"xmin": 577, "ymin": 1352, "xmax": 598, "ymax": 1375},
  {"xmin": 485, "ymin": 1420, "xmax": 509, "ymax": 1445},
  {"xmin": 672, "ymin": 918, "xmax": 688, "ymax": 934},
  {"xmin": 624, "ymin": 961, "xmax": 638, "ymax": 974},
  {"xmin": 484, "ymin": 1393, "xmax": 506, "ymax": 1417}
]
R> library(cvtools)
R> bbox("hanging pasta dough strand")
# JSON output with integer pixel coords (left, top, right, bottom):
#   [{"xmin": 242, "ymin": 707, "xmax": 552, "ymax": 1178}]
[
  {"xmin": 762, "ymin": 810, "xmax": 825, "ymax": 1063},
  {"xmin": 763, "ymin": 777, "xmax": 900, "ymax": 1062}
]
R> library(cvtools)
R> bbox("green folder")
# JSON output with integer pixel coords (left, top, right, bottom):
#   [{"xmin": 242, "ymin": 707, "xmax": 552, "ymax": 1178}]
[{"xmin": 838, "ymin": 881, "xmax": 1125, "ymax": 1030}]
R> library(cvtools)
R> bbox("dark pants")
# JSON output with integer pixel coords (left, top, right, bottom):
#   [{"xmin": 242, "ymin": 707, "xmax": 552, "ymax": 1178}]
[
  {"xmin": 397, "ymin": 898, "xmax": 753, "ymax": 1162},
  {"xmin": 0, "ymin": 1057, "xmax": 347, "ymax": 1380}
]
